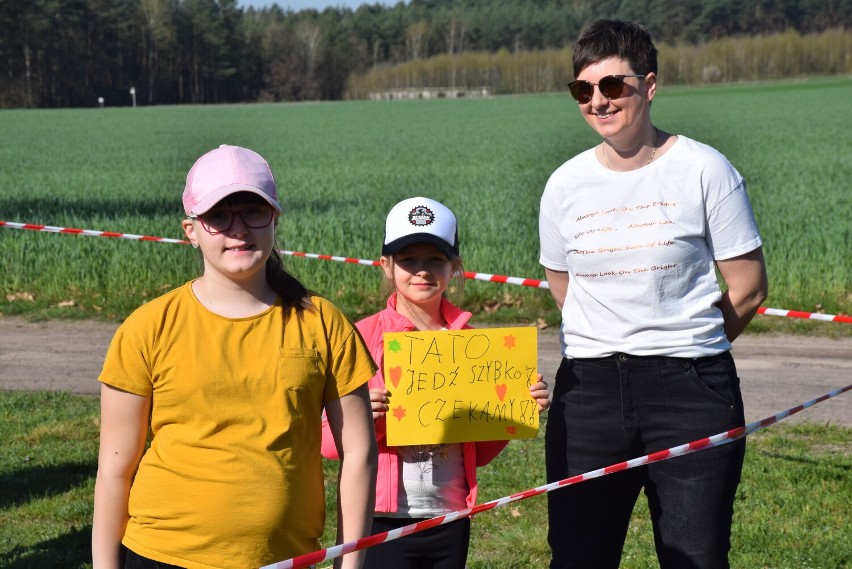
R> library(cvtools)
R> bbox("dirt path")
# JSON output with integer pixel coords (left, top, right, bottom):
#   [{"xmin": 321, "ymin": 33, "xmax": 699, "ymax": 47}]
[{"xmin": 0, "ymin": 316, "xmax": 849, "ymax": 426}]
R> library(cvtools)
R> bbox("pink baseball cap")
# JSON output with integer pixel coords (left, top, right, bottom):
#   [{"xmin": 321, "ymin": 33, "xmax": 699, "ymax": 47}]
[{"xmin": 182, "ymin": 145, "xmax": 282, "ymax": 215}]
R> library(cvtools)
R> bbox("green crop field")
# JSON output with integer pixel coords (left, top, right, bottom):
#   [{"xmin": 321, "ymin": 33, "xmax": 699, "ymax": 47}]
[{"xmin": 1, "ymin": 77, "xmax": 850, "ymax": 329}]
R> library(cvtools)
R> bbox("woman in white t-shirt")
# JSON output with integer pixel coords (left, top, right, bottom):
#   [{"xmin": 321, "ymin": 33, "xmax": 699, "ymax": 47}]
[{"xmin": 538, "ymin": 19, "xmax": 768, "ymax": 569}]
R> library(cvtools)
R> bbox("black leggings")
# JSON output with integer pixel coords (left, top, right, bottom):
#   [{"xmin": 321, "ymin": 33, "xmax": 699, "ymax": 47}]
[
  {"xmin": 363, "ymin": 516, "xmax": 471, "ymax": 569},
  {"xmin": 124, "ymin": 547, "xmax": 184, "ymax": 569}
]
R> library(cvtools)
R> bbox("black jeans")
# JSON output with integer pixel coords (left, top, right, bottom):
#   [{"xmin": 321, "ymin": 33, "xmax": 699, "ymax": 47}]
[
  {"xmin": 546, "ymin": 352, "xmax": 746, "ymax": 569},
  {"xmin": 364, "ymin": 516, "xmax": 471, "ymax": 569}
]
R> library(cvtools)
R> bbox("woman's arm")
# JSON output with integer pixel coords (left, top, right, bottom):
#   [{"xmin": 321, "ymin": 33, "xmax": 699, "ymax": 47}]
[
  {"xmin": 716, "ymin": 247, "xmax": 769, "ymax": 342},
  {"xmin": 325, "ymin": 383, "xmax": 378, "ymax": 569},
  {"xmin": 92, "ymin": 384, "xmax": 151, "ymax": 569},
  {"xmin": 544, "ymin": 268, "xmax": 569, "ymax": 311}
]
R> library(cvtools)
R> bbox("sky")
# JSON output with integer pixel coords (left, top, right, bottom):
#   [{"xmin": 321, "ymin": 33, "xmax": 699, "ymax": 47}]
[{"xmin": 239, "ymin": 0, "xmax": 397, "ymax": 11}]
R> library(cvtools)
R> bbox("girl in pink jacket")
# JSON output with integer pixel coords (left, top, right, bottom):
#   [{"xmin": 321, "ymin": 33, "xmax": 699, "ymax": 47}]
[{"xmin": 321, "ymin": 197, "xmax": 549, "ymax": 568}]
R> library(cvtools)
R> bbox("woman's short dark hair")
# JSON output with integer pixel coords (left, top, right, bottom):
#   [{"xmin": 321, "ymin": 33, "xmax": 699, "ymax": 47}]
[{"xmin": 572, "ymin": 19, "xmax": 658, "ymax": 78}]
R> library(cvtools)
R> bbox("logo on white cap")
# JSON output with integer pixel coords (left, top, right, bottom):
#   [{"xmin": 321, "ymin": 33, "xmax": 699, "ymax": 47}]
[{"xmin": 408, "ymin": 206, "xmax": 436, "ymax": 227}]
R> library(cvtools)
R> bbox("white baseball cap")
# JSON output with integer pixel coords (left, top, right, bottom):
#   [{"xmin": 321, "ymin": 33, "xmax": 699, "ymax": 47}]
[{"xmin": 382, "ymin": 197, "xmax": 459, "ymax": 259}]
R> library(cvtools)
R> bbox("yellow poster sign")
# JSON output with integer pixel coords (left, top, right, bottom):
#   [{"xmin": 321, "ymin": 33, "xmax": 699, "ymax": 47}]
[{"xmin": 383, "ymin": 327, "xmax": 539, "ymax": 446}]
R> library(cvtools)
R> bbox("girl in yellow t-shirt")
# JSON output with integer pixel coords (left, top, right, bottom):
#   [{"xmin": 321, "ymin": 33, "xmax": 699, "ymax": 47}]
[{"xmin": 92, "ymin": 145, "xmax": 378, "ymax": 569}]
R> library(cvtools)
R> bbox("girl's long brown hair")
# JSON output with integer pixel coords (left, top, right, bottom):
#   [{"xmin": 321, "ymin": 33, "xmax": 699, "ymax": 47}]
[{"xmin": 267, "ymin": 246, "xmax": 315, "ymax": 316}]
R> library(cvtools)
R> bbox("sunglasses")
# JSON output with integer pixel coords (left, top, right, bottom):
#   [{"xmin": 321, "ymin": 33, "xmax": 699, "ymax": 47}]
[
  {"xmin": 567, "ymin": 74, "xmax": 646, "ymax": 104},
  {"xmin": 189, "ymin": 204, "xmax": 275, "ymax": 235}
]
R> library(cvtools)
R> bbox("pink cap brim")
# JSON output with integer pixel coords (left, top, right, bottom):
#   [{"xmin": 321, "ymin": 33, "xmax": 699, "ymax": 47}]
[{"xmin": 189, "ymin": 183, "xmax": 282, "ymax": 215}]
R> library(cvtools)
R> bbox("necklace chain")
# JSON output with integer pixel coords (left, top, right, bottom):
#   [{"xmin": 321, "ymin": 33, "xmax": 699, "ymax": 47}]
[{"xmin": 602, "ymin": 127, "xmax": 659, "ymax": 170}]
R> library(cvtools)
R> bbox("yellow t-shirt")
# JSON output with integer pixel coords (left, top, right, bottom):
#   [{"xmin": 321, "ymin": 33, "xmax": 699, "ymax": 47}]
[{"xmin": 98, "ymin": 282, "xmax": 376, "ymax": 569}]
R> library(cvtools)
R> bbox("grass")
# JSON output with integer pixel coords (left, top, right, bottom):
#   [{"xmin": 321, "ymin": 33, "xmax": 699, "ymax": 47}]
[
  {"xmin": 1, "ymin": 77, "xmax": 851, "ymax": 328},
  {"xmin": 0, "ymin": 392, "xmax": 98, "ymax": 568},
  {"xmin": 2, "ymin": 390, "xmax": 847, "ymax": 568},
  {"xmin": 468, "ymin": 421, "xmax": 852, "ymax": 568}
]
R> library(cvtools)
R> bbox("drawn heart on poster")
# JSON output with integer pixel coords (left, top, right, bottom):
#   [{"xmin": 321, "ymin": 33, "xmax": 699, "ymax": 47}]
[
  {"xmin": 495, "ymin": 383, "xmax": 508, "ymax": 402},
  {"xmin": 389, "ymin": 366, "xmax": 402, "ymax": 388}
]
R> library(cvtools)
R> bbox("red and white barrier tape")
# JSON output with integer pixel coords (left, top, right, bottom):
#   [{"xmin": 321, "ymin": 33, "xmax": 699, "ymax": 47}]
[
  {"xmin": 284, "ymin": 250, "xmax": 379, "ymax": 268},
  {"xmin": 283, "ymin": 250, "xmax": 550, "ymax": 289},
  {"xmin": 0, "ymin": 220, "xmax": 189, "ymax": 244},
  {"xmin": 756, "ymin": 306, "xmax": 852, "ymax": 324},
  {"xmin": 2, "ymin": 220, "xmax": 849, "ymax": 323},
  {"xmin": 262, "ymin": 383, "xmax": 852, "ymax": 569}
]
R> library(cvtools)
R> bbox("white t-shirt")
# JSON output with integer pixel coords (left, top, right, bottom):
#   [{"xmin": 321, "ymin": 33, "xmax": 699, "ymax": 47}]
[
  {"xmin": 539, "ymin": 135, "xmax": 762, "ymax": 358},
  {"xmin": 386, "ymin": 443, "xmax": 468, "ymax": 518}
]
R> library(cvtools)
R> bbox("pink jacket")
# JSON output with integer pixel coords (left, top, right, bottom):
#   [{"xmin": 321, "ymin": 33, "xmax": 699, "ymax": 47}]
[{"xmin": 320, "ymin": 294, "xmax": 509, "ymax": 513}]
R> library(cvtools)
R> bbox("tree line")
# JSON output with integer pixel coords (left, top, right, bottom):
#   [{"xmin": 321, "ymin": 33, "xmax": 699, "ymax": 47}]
[
  {"xmin": 348, "ymin": 29, "xmax": 850, "ymax": 98},
  {"xmin": 0, "ymin": 0, "xmax": 848, "ymax": 109}
]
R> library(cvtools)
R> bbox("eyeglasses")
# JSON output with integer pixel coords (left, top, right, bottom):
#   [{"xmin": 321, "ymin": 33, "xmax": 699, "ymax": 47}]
[
  {"xmin": 567, "ymin": 74, "xmax": 646, "ymax": 104},
  {"xmin": 189, "ymin": 205, "xmax": 275, "ymax": 235}
]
